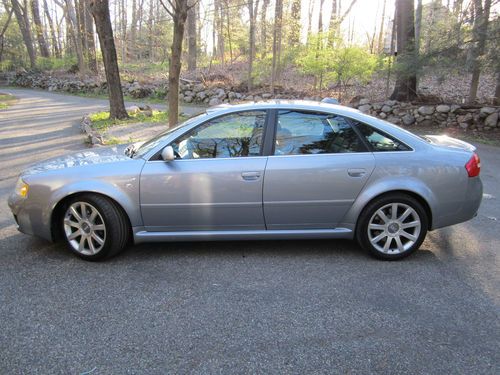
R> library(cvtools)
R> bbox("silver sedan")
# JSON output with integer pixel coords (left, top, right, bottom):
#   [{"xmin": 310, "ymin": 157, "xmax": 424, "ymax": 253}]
[{"xmin": 8, "ymin": 100, "xmax": 483, "ymax": 260}]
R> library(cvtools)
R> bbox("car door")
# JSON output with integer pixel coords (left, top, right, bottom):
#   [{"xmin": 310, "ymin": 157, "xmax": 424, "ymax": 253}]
[
  {"xmin": 263, "ymin": 110, "xmax": 375, "ymax": 230},
  {"xmin": 140, "ymin": 110, "xmax": 269, "ymax": 232}
]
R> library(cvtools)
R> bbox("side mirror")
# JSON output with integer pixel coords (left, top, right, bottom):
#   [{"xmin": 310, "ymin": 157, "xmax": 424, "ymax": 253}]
[{"xmin": 161, "ymin": 146, "xmax": 175, "ymax": 162}]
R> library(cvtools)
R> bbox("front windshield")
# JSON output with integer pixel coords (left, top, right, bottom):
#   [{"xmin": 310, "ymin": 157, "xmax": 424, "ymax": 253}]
[{"xmin": 132, "ymin": 113, "xmax": 207, "ymax": 158}]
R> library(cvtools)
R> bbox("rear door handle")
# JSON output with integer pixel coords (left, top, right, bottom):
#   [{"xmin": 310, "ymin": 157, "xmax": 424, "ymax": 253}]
[
  {"xmin": 347, "ymin": 168, "xmax": 366, "ymax": 178},
  {"xmin": 241, "ymin": 171, "xmax": 261, "ymax": 181}
]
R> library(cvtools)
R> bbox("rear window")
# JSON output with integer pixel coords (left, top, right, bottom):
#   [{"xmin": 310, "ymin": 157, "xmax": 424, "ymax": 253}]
[{"xmin": 355, "ymin": 122, "xmax": 411, "ymax": 152}]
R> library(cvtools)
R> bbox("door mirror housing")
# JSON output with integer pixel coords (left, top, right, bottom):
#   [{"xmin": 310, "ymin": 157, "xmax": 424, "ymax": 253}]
[{"xmin": 161, "ymin": 146, "xmax": 175, "ymax": 162}]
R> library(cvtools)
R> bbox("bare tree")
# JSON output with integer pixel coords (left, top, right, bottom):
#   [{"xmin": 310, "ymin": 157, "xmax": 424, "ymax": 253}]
[
  {"xmin": 468, "ymin": 0, "xmax": 491, "ymax": 103},
  {"xmin": 270, "ymin": 0, "xmax": 282, "ymax": 93},
  {"xmin": 414, "ymin": 0, "xmax": 422, "ymax": 54},
  {"xmin": 186, "ymin": 0, "xmax": 196, "ymax": 71},
  {"xmin": 289, "ymin": 0, "xmax": 300, "ymax": 46},
  {"xmin": 7, "ymin": 0, "xmax": 36, "ymax": 67},
  {"xmin": 377, "ymin": 0, "xmax": 387, "ymax": 52},
  {"xmin": 31, "ymin": 0, "xmax": 50, "ymax": 57},
  {"xmin": 390, "ymin": 0, "xmax": 418, "ymax": 101},
  {"xmin": 42, "ymin": 0, "xmax": 61, "ymax": 58},
  {"xmin": 260, "ymin": 0, "xmax": 270, "ymax": 56},
  {"xmin": 247, "ymin": 0, "xmax": 259, "ymax": 91},
  {"xmin": 0, "ymin": 5, "xmax": 13, "ymax": 61},
  {"xmin": 89, "ymin": 0, "xmax": 128, "ymax": 119},
  {"xmin": 83, "ymin": 0, "xmax": 97, "ymax": 73},
  {"xmin": 159, "ymin": 0, "xmax": 191, "ymax": 127}
]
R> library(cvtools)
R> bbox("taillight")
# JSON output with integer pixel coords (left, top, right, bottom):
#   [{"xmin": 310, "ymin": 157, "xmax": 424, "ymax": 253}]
[{"xmin": 465, "ymin": 153, "xmax": 480, "ymax": 177}]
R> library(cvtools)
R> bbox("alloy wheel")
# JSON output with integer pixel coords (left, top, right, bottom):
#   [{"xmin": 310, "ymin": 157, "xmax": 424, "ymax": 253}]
[
  {"xmin": 367, "ymin": 202, "xmax": 421, "ymax": 255},
  {"xmin": 63, "ymin": 202, "xmax": 106, "ymax": 255}
]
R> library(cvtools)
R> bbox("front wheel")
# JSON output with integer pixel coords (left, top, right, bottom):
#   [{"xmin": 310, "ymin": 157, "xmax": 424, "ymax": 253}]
[
  {"xmin": 356, "ymin": 194, "xmax": 428, "ymax": 260},
  {"xmin": 61, "ymin": 194, "xmax": 129, "ymax": 261}
]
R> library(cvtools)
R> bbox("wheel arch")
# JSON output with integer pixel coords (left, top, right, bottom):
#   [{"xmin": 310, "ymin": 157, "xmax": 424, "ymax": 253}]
[
  {"xmin": 354, "ymin": 190, "xmax": 433, "ymax": 233},
  {"xmin": 50, "ymin": 191, "xmax": 133, "ymax": 242},
  {"xmin": 341, "ymin": 177, "xmax": 437, "ymax": 232}
]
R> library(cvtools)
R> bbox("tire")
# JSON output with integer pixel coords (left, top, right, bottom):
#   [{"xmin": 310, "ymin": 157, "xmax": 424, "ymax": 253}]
[
  {"xmin": 61, "ymin": 194, "xmax": 129, "ymax": 261},
  {"xmin": 356, "ymin": 193, "xmax": 428, "ymax": 260}
]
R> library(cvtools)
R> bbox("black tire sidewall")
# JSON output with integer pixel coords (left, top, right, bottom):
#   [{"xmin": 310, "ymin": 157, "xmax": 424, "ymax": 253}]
[{"xmin": 356, "ymin": 194, "xmax": 428, "ymax": 260}]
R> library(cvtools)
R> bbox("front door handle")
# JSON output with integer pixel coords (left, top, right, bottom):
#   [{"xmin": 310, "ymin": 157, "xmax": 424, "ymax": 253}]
[
  {"xmin": 347, "ymin": 168, "xmax": 366, "ymax": 178},
  {"xmin": 241, "ymin": 171, "xmax": 261, "ymax": 181}
]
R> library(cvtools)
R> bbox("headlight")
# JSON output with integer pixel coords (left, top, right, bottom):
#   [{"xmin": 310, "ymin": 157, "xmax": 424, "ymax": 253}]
[{"xmin": 15, "ymin": 178, "xmax": 29, "ymax": 198}]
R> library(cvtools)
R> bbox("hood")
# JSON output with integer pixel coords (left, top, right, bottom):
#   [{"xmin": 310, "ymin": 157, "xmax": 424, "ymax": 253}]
[
  {"xmin": 22, "ymin": 144, "xmax": 131, "ymax": 176},
  {"xmin": 424, "ymin": 135, "xmax": 476, "ymax": 152}
]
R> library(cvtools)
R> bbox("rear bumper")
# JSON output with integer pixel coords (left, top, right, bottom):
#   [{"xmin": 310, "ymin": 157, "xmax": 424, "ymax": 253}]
[{"xmin": 432, "ymin": 177, "xmax": 483, "ymax": 230}]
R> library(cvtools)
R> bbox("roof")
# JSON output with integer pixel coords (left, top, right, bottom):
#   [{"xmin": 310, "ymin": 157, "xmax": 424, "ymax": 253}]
[{"xmin": 205, "ymin": 99, "xmax": 361, "ymax": 116}]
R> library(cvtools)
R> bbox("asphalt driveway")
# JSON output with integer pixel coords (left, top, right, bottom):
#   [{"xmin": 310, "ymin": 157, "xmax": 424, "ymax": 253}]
[{"xmin": 0, "ymin": 89, "xmax": 499, "ymax": 374}]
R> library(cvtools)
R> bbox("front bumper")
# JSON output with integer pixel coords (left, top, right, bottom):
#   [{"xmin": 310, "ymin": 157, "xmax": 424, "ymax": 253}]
[{"xmin": 8, "ymin": 193, "xmax": 35, "ymax": 236}]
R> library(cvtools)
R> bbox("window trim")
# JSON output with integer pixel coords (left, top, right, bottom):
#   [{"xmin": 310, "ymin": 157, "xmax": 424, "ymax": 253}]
[
  {"xmin": 270, "ymin": 109, "xmax": 369, "ymax": 156},
  {"xmin": 149, "ymin": 109, "xmax": 270, "ymax": 161}
]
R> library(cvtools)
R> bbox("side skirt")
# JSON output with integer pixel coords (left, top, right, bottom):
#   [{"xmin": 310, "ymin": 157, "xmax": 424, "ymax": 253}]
[{"xmin": 133, "ymin": 228, "xmax": 354, "ymax": 244}]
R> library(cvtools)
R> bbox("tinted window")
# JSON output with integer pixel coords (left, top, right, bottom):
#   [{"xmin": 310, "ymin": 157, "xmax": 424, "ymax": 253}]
[
  {"xmin": 355, "ymin": 122, "xmax": 411, "ymax": 152},
  {"xmin": 171, "ymin": 111, "xmax": 266, "ymax": 159},
  {"xmin": 274, "ymin": 111, "xmax": 366, "ymax": 155}
]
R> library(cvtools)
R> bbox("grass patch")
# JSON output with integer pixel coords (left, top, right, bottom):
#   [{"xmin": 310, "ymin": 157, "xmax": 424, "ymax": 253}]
[
  {"xmin": 90, "ymin": 110, "xmax": 169, "ymax": 130},
  {"xmin": 0, "ymin": 93, "xmax": 17, "ymax": 109}
]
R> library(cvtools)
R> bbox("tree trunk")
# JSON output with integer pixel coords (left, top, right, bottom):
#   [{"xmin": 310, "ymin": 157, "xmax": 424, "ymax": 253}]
[
  {"xmin": 247, "ymin": 0, "xmax": 259, "ymax": 91},
  {"xmin": 377, "ymin": 0, "xmax": 386, "ymax": 52},
  {"xmin": 83, "ymin": 0, "xmax": 97, "ymax": 73},
  {"xmin": 390, "ymin": 0, "xmax": 418, "ymax": 102},
  {"xmin": 31, "ymin": 0, "xmax": 50, "ymax": 57},
  {"xmin": 65, "ymin": 0, "xmax": 86, "ymax": 72},
  {"xmin": 494, "ymin": 68, "xmax": 500, "ymax": 106},
  {"xmin": 89, "ymin": 0, "xmax": 128, "ymax": 119},
  {"xmin": 414, "ymin": 0, "xmax": 422, "ymax": 55},
  {"xmin": 0, "ymin": 7, "xmax": 13, "ymax": 62},
  {"xmin": 42, "ymin": 0, "xmax": 61, "ymax": 58},
  {"xmin": 270, "ymin": 0, "xmax": 282, "ymax": 94},
  {"xmin": 467, "ymin": 0, "xmax": 491, "ymax": 104},
  {"xmin": 9, "ymin": 0, "xmax": 36, "ymax": 67},
  {"xmin": 147, "ymin": 0, "xmax": 154, "ymax": 61},
  {"xmin": 130, "ymin": 0, "xmax": 137, "ymax": 58},
  {"xmin": 260, "ymin": 0, "xmax": 270, "ymax": 57},
  {"xmin": 289, "ymin": 0, "xmax": 300, "ymax": 47},
  {"xmin": 186, "ymin": 0, "xmax": 196, "ymax": 71},
  {"xmin": 318, "ymin": 0, "xmax": 325, "ymax": 33},
  {"xmin": 167, "ymin": 0, "xmax": 189, "ymax": 127}
]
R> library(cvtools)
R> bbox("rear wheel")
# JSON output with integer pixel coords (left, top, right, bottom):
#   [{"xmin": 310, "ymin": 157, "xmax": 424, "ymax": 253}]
[
  {"xmin": 356, "ymin": 193, "xmax": 428, "ymax": 260},
  {"xmin": 61, "ymin": 194, "xmax": 129, "ymax": 261}
]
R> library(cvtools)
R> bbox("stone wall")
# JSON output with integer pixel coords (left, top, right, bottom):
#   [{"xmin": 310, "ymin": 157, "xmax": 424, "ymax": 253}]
[{"xmin": 352, "ymin": 98, "xmax": 500, "ymax": 131}]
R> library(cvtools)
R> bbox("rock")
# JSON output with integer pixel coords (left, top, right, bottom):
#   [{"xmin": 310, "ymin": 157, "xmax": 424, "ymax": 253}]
[
  {"xmin": 358, "ymin": 104, "xmax": 372, "ymax": 113},
  {"xmin": 457, "ymin": 113, "xmax": 473, "ymax": 124},
  {"xmin": 418, "ymin": 106, "xmax": 435, "ymax": 115},
  {"xmin": 262, "ymin": 93, "xmax": 272, "ymax": 99},
  {"xmin": 387, "ymin": 116, "xmax": 401, "ymax": 125},
  {"xmin": 127, "ymin": 105, "xmax": 141, "ymax": 115},
  {"xmin": 450, "ymin": 104, "xmax": 461, "ymax": 113},
  {"xmin": 244, "ymin": 95, "xmax": 254, "ymax": 100},
  {"xmin": 139, "ymin": 105, "xmax": 153, "ymax": 117},
  {"xmin": 183, "ymin": 95, "xmax": 193, "ymax": 103},
  {"xmin": 378, "ymin": 112, "xmax": 387, "ymax": 119},
  {"xmin": 420, "ymin": 119, "xmax": 433, "ymax": 127},
  {"xmin": 436, "ymin": 104, "xmax": 450, "ymax": 113},
  {"xmin": 480, "ymin": 107, "xmax": 496, "ymax": 116},
  {"xmin": 183, "ymin": 90, "xmax": 193, "ymax": 97},
  {"xmin": 208, "ymin": 98, "xmax": 221, "ymax": 106},
  {"xmin": 381, "ymin": 105, "xmax": 392, "ymax": 113},
  {"xmin": 402, "ymin": 114, "xmax": 416, "ymax": 125},
  {"xmin": 484, "ymin": 112, "xmax": 499, "ymax": 127},
  {"xmin": 228, "ymin": 91, "xmax": 237, "ymax": 100},
  {"xmin": 372, "ymin": 103, "xmax": 382, "ymax": 111},
  {"xmin": 384, "ymin": 100, "xmax": 397, "ymax": 106},
  {"xmin": 359, "ymin": 98, "xmax": 370, "ymax": 105},
  {"xmin": 459, "ymin": 122, "xmax": 469, "ymax": 130},
  {"xmin": 196, "ymin": 91, "xmax": 207, "ymax": 100},
  {"xmin": 193, "ymin": 83, "xmax": 205, "ymax": 93},
  {"xmin": 215, "ymin": 88, "xmax": 226, "ymax": 98}
]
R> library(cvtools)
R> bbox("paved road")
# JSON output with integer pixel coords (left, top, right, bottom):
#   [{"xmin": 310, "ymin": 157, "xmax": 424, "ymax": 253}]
[{"xmin": 0, "ymin": 89, "xmax": 499, "ymax": 374}]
